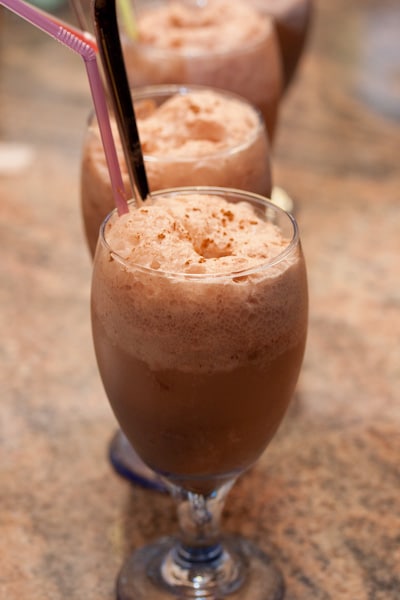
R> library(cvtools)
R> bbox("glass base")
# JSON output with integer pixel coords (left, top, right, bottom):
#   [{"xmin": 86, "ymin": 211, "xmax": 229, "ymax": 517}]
[
  {"xmin": 117, "ymin": 535, "xmax": 284, "ymax": 600},
  {"xmin": 109, "ymin": 429, "xmax": 167, "ymax": 492}
]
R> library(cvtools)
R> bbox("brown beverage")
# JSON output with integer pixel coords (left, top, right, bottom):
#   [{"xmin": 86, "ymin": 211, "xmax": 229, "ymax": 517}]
[
  {"xmin": 81, "ymin": 86, "xmax": 272, "ymax": 256},
  {"xmin": 121, "ymin": 0, "xmax": 283, "ymax": 141},
  {"xmin": 91, "ymin": 189, "xmax": 308, "ymax": 494}
]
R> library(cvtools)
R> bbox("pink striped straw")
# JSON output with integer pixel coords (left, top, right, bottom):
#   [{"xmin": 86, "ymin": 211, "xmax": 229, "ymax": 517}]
[{"xmin": 0, "ymin": 0, "xmax": 129, "ymax": 216}]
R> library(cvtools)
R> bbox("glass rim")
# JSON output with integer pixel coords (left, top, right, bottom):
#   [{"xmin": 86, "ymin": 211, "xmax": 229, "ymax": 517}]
[{"xmin": 99, "ymin": 186, "xmax": 299, "ymax": 280}]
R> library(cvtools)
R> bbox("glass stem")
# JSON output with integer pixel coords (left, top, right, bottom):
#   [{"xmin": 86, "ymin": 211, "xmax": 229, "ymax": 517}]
[
  {"xmin": 170, "ymin": 481, "xmax": 235, "ymax": 569},
  {"xmin": 152, "ymin": 479, "xmax": 245, "ymax": 596}
]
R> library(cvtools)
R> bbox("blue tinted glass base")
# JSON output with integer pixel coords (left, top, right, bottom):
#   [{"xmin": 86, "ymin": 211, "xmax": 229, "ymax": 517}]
[{"xmin": 109, "ymin": 429, "xmax": 167, "ymax": 493}]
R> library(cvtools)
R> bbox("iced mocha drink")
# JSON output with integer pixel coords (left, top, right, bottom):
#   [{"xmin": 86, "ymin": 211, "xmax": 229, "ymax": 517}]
[
  {"xmin": 91, "ymin": 189, "xmax": 308, "ymax": 494},
  {"xmin": 81, "ymin": 86, "xmax": 272, "ymax": 256},
  {"xmin": 121, "ymin": 0, "xmax": 283, "ymax": 141}
]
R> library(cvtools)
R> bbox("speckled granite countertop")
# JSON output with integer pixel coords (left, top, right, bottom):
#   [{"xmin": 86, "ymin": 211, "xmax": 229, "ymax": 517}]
[{"xmin": 1, "ymin": 0, "xmax": 399, "ymax": 598}]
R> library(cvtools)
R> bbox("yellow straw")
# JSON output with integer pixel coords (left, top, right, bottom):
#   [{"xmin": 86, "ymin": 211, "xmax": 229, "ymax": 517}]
[{"xmin": 118, "ymin": 0, "xmax": 137, "ymax": 40}]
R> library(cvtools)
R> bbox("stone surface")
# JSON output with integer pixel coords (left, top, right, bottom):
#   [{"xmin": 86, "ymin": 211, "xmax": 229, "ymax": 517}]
[{"xmin": 1, "ymin": 1, "xmax": 399, "ymax": 598}]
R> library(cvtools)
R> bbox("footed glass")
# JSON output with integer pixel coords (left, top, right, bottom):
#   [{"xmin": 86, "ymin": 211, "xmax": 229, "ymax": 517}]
[
  {"xmin": 81, "ymin": 84, "xmax": 272, "ymax": 489},
  {"xmin": 91, "ymin": 187, "xmax": 308, "ymax": 599},
  {"xmin": 120, "ymin": 0, "xmax": 283, "ymax": 142}
]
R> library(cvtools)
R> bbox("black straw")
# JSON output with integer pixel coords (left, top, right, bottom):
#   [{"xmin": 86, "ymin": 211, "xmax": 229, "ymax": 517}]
[{"xmin": 93, "ymin": 0, "xmax": 150, "ymax": 203}]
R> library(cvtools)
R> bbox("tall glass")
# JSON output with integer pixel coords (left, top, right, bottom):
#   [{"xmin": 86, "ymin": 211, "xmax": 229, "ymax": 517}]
[
  {"xmin": 82, "ymin": 84, "xmax": 272, "ymax": 488},
  {"xmin": 120, "ymin": 0, "xmax": 283, "ymax": 142},
  {"xmin": 81, "ymin": 84, "xmax": 272, "ymax": 256},
  {"xmin": 91, "ymin": 187, "xmax": 308, "ymax": 599}
]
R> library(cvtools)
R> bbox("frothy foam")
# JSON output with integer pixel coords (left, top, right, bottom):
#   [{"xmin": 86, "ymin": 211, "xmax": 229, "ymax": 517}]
[
  {"xmin": 93, "ymin": 193, "xmax": 307, "ymax": 373},
  {"xmin": 106, "ymin": 194, "xmax": 287, "ymax": 274},
  {"xmin": 136, "ymin": 89, "xmax": 260, "ymax": 157},
  {"xmin": 136, "ymin": 0, "xmax": 270, "ymax": 53}
]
